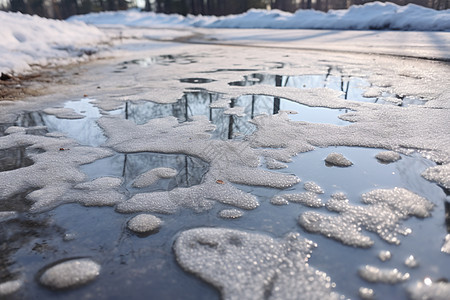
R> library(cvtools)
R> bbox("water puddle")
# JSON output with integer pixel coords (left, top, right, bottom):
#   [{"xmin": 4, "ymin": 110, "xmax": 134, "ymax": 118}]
[
  {"xmin": 229, "ymin": 73, "xmax": 426, "ymax": 107},
  {"xmin": 81, "ymin": 152, "xmax": 209, "ymax": 196},
  {"xmin": 121, "ymin": 54, "xmax": 197, "ymax": 68},
  {"xmin": 0, "ymin": 146, "xmax": 34, "ymax": 172},
  {"xmin": 180, "ymin": 78, "xmax": 215, "ymax": 84}
]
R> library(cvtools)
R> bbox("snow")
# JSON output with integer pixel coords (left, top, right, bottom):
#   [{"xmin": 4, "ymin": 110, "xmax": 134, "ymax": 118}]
[
  {"xmin": 70, "ymin": 3, "xmax": 450, "ymax": 31},
  {"xmin": 0, "ymin": 279, "xmax": 22, "ymax": 296},
  {"xmin": 408, "ymin": 280, "xmax": 450, "ymax": 300},
  {"xmin": 325, "ymin": 152, "xmax": 353, "ymax": 167},
  {"xmin": 39, "ymin": 258, "xmax": 101, "ymax": 289},
  {"xmin": 358, "ymin": 265, "xmax": 410, "ymax": 283},
  {"xmin": 0, "ymin": 11, "xmax": 107, "ymax": 74},
  {"xmin": 127, "ymin": 214, "xmax": 162, "ymax": 233}
]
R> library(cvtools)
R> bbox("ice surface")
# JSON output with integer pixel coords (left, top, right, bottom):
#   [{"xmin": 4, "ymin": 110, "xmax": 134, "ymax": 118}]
[
  {"xmin": 0, "ymin": 279, "xmax": 22, "ymax": 296},
  {"xmin": 375, "ymin": 151, "xmax": 401, "ymax": 163},
  {"xmin": 132, "ymin": 167, "xmax": 177, "ymax": 188},
  {"xmin": 325, "ymin": 153, "xmax": 353, "ymax": 167},
  {"xmin": 408, "ymin": 280, "xmax": 450, "ymax": 300},
  {"xmin": 40, "ymin": 258, "xmax": 101, "ymax": 289},
  {"xmin": 422, "ymin": 163, "xmax": 450, "ymax": 190},
  {"xmin": 218, "ymin": 209, "xmax": 244, "ymax": 219},
  {"xmin": 358, "ymin": 265, "xmax": 410, "ymax": 284},
  {"xmin": 299, "ymin": 188, "xmax": 433, "ymax": 247},
  {"xmin": 174, "ymin": 227, "xmax": 342, "ymax": 300},
  {"xmin": 127, "ymin": 214, "xmax": 162, "ymax": 233}
]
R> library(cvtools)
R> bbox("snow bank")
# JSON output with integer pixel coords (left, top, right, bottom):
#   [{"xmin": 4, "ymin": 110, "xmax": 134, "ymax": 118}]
[
  {"xmin": 70, "ymin": 2, "xmax": 450, "ymax": 31},
  {"xmin": 0, "ymin": 11, "xmax": 107, "ymax": 74}
]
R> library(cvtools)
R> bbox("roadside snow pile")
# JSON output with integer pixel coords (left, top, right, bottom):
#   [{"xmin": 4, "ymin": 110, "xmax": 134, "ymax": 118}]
[
  {"xmin": 70, "ymin": 2, "xmax": 450, "ymax": 31},
  {"xmin": 0, "ymin": 11, "xmax": 107, "ymax": 74}
]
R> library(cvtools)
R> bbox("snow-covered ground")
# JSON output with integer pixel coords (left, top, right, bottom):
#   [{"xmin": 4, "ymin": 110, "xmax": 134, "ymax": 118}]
[{"xmin": 1, "ymin": 2, "xmax": 450, "ymax": 75}]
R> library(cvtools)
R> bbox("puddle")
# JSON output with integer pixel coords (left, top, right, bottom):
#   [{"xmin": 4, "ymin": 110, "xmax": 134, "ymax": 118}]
[
  {"xmin": 121, "ymin": 54, "xmax": 197, "ymax": 68},
  {"xmin": 180, "ymin": 78, "xmax": 215, "ymax": 84},
  {"xmin": 81, "ymin": 152, "xmax": 209, "ymax": 196},
  {"xmin": 229, "ymin": 73, "xmax": 426, "ymax": 107},
  {"xmin": 0, "ymin": 146, "xmax": 34, "ymax": 172}
]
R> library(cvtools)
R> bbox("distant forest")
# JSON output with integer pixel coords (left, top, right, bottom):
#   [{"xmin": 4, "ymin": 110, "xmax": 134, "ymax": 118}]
[{"xmin": 1, "ymin": 0, "xmax": 448, "ymax": 20}]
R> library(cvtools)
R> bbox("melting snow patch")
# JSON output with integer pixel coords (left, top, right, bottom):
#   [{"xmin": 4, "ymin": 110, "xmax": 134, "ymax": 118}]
[
  {"xmin": 299, "ymin": 188, "xmax": 433, "ymax": 247},
  {"xmin": 378, "ymin": 250, "xmax": 392, "ymax": 262},
  {"xmin": 42, "ymin": 108, "xmax": 85, "ymax": 120},
  {"xmin": 270, "ymin": 196, "xmax": 289, "ymax": 206},
  {"xmin": 0, "ymin": 279, "xmax": 22, "ymax": 296},
  {"xmin": 421, "ymin": 163, "xmax": 450, "ymax": 190},
  {"xmin": 404, "ymin": 255, "xmax": 419, "ymax": 268},
  {"xmin": 408, "ymin": 280, "xmax": 450, "ymax": 300},
  {"xmin": 358, "ymin": 287, "xmax": 375, "ymax": 300},
  {"xmin": 0, "ymin": 211, "xmax": 18, "ymax": 222},
  {"xmin": 174, "ymin": 228, "xmax": 342, "ymax": 300},
  {"xmin": 218, "ymin": 209, "xmax": 244, "ymax": 219},
  {"xmin": 358, "ymin": 265, "xmax": 410, "ymax": 284},
  {"xmin": 325, "ymin": 153, "xmax": 353, "ymax": 167},
  {"xmin": 276, "ymin": 192, "xmax": 324, "ymax": 208},
  {"xmin": 127, "ymin": 214, "xmax": 162, "ymax": 233},
  {"xmin": 442, "ymin": 234, "xmax": 450, "ymax": 254},
  {"xmin": 303, "ymin": 181, "xmax": 324, "ymax": 194},
  {"xmin": 39, "ymin": 258, "xmax": 101, "ymax": 289},
  {"xmin": 132, "ymin": 167, "xmax": 177, "ymax": 188},
  {"xmin": 375, "ymin": 151, "xmax": 401, "ymax": 163}
]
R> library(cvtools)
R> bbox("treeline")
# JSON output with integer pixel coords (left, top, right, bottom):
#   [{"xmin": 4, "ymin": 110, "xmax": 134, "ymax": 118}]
[{"xmin": 1, "ymin": 0, "xmax": 448, "ymax": 20}]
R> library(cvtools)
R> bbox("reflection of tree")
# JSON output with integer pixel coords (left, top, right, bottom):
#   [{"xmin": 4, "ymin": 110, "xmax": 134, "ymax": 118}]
[{"xmin": 0, "ymin": 147, "xmax": 34, "ymax": 172}]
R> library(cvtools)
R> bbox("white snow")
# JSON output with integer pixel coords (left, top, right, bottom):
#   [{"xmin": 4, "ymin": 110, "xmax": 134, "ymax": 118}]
[
  {"xmin": 127, "ymin": 214, "xmax": 162, "ymax": 233},
  {"xmin": 408, "ymin": 280, "xmax": 450, "ymax": 300},
  {"xmin": 378, "ymin": 250, "xmax": 392, "ymax": 262},
  {"xmin": 218, "ymin": 208, "xmax": 244, "ymax": 219},
  {"xmin": 375, "ymin": 151, "xmax": 401, "ymax": 163},
  {"xmin": 325, "ymin": 152, "xmax": 353, "ymax": 167},
  {"xmin": 0, "ymin": 11, "xmax": 107, "ymax": 74},
  {"xmin": 358, "ymin": 265, "xmax": 410, "ymax": 283},
  {"xmin": 39, "ymin": 258, "xmax": 101, "ymax": 289},
  {"xmin": 70, "ymin": 3, "xmax": 450, "ymax": 31},
  {"xmin": 0, "ymin": 279, "xmax": 22, "ymax": 296}
]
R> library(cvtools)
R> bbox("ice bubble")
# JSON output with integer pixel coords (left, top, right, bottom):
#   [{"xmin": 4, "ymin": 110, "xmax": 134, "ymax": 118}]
[
  {"xmin": 218, "ymin": 209, "xmax": 244, "ymax": 219},
  {"xmin": 303, "ymin": 181, "xmax": 324, "ymax": 194},
  {"xmin": 358, "ymin": 265, "xmax": 410, "ymax": 284},
  {"xmin": 442, "ymin": 234, "xmax": 450, "ymax": 254},
  {"xmin": 40, "ymin": 258, "xmax": 100, "ymax": 289},
  {"xmin": 358, "ymin": 287, "xmax": 375, "ymax": 299},
  {"xmin": 375, "ymin": 151, "xmax": 401, "ymax": 163},
  {"xmin": 405, "ymin": 255, "xmax": 419, "ymax": 268},
  {"xmin": 0, "ymin": 279, "xmax": 22, "ymax": 296},
  {"xmin": 378, "ymin": 250, "xmax": 392, "ymax": 262},
  {"xmin": 127, "ymin": 214, "xmax": 162, "ymax": 233},
  {"xmin": 422, "ymin": 163, "xmax": 450, "ymax": 190},
  {"xmin": 132, "ymin": 167, "xmax": 177, "ymax": 188},
  {"xmin": 408, "ymin": 279, "xmax": 450, "ymax": 300},
  {"xmin": 174, "ymin": 228, "xmax": 342, "ymax": 300},
  {"xmin": 299, "ymin": 188, "xmax": 433, "ymax": 247},
  {"xmin": 324, "ymin": 153, "xmax": 353, "ymax": 167}
]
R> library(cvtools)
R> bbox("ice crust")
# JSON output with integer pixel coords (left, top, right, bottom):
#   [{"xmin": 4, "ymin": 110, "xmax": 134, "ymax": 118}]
[
  {"xmin": 218, "ymin": 209, "xmax": 244, "ymax": 219},
  {"xmin": 0, "ymin": 279, "xmax": 22, "ymax": 296},
  {"xmin": 272, "ymin": 192, "xmax": 323, "ymax": 208},
  {"xmin": 408, "ymin": 280, "xmax": 450, "ymax": 300},
  {"xmin": 40, "ymin": 258, "xmax": 101, "ymax": 289},
  {"xmin": 375, "ymin": 151, "xmax": 401, "ymax": 163},
  {"xmin": 132, "ymin": 167, "xmax": 177, "ymax": 188},
  {"xmin": 43, "ymin": 108, "xmax": 85, "ymax": 119},
  {"xmin": 421, "ymin": 163, "xmax": 450, "ymax": 189},
  {"xmin": 174, "ymin": 228, "xmax": 342, "ymax": 300},
  {"xmin": 358, "ymin": 265, "xmax": 410, "ymax": 284},
  {"xmin": 303, "ymin": 181, "xmax": 324, "ymax": 194},
  {"xmin": 325, "ymin": 153, "xmax": 353, "ymax": 167},
  {"xmin": 127, "ymin": 214, "xmax": 162, "ymax": 233},
  {"xmin": 299, "ymin": 188, "xmax": 433, "ymax": 247}
]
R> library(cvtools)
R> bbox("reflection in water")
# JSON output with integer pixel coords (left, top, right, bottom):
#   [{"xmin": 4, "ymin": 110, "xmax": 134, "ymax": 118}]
[
  {"xmin": 229, "ymin": 73, "xmax": 426, "ymax": 106},
  {"xmin": 180, "ymin": 78, "xmax": 215, "ymax": 84},
  {"xmin": 0, "ymin": 147, "xmax": 34, "ymax": 172},
  {"xmin": 121, "ymin": 54, "xmax": 197, "ymax": 68},
  {"xmin": 81, "ymin": 152, "xmax": 209, "ymax": 196}
]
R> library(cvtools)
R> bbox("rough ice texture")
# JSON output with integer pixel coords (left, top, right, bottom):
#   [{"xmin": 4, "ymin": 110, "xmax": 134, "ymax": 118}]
[
  {"xmin": 265, "ymin": 157, "xmax": 288, "ymax": 169},
  {"xmin": 408, "ymin": 280, "xmax": 450, "ymax": 300},
  {"xmin": 275, "ymin": 192, "xmax": 324, "ymax": 208},
  {"xmin": 303, "ymin": 181, "xmax": 324, "ymax": 194},
  {"xmin": 40, "ymin": 258, "xmax": 101, "ymax": 289},
  {"xmin": 375, "ymin": 151, "xmax": 401, "ymax": 163},
  {"xmin": 218, "ymin": 209, "xmax": 244, "ymax": 219},
  {"xmin": 378, "ymin": 250, "xmax": 392, "ymax": 262},
  {"xmin": 325, "ymin": 153, "xmax": 353, "ymax": 167},
  {"xmin": 270, "ymin": 196, "xmax": 289, "ymax": 206},
  {"xmin": 299, "ymin": 188, "xmax": 433, "ymax": 247},
  {"xmin": 174, "ymin": 228, "xmax": 342, "ymax": 300},
  {"xmin": 127, "ymin": 214, "xmax": 162, "ymax": 233},
  {"xmin": 0, "ymin": 279, "xmax": 22, "ymax": 296},
  {"xmin": 132, "ymin": 167, "xmax": 177, "ymax": 188},
  {"xmin": 0, "ymin": 127, "xmax": 114, "ymax": 212},
  {"xmin": 442, "ymin": 234, "xmax": 450, "ymax": 254},
  {"xmin": 421, "ymin": 163, "xmax": 450, "ymax": 189},
  {"xmin": 358, "ymin": 265, "xmax": 410, "ymax": 284}
]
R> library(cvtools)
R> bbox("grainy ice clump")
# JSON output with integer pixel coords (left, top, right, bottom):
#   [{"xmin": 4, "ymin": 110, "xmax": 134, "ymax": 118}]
[
  {"xmin": 358, "ymin": 265, "xmax": 410, "ymax": 284},
  {"xmin": 299, "ymin": 188, "xmax": 434, "ymax": 247},
  {"xmin": 174, "ymin": 228, "xmax": 343, "ymax": 300},
  {"xmin": 408, "ymin": 280, "xmax": 450, "ymax": 300},
  {"xmin": 375, "ymin": 151, "xmax": 401, "ymax": 163},
  {"xmin": 218, "ymin": 209, "xmax": 244, "ymax": 219},
  {"xmin": 421, "ymin": 163, "xmax": 450, "ymax": 189},
  {"xmin": 303, "ymin": 181, "xmax": 324, "ymax": 194},
  {"xmin": 39, "ymin": 258, "xmax": 101, "ymax": 289},
  {"xmin": 127, "ymin": 214, "xmax": 162, "ymax": 233},
  {"xmin": 325, "ymin": 153, "xmax": 353, "ymax": 167},
  {"xmin": 0, "ymin": 279, "xmax": 22, "ymax": 296}
]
